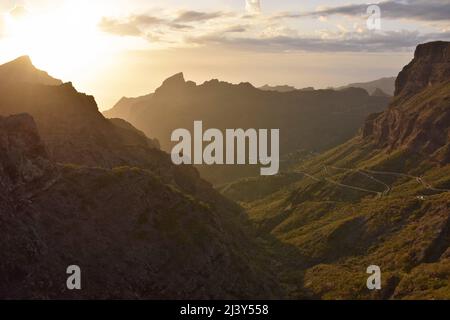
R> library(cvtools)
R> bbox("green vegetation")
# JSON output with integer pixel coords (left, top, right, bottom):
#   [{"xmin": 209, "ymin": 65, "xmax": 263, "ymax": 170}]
[{"xmin": 222, "ymin": 81, "xmax": 450, "ymax": 299}]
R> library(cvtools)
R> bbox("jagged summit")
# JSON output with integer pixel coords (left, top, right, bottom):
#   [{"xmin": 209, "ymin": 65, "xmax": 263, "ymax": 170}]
[
  {"xmin": 155, "ymin": 72, "xmax": 197, "ymax": 95},
  {"xmin": 165, "ymin": 72, "xmax": 185, "ymax": 83},
  {"xmin": 0, "ymin": 55, "xmax": 62, "ymax": 86},
  {"xmin": 159, "ymin": 72, "xmax": 185, "ymax": 89}
]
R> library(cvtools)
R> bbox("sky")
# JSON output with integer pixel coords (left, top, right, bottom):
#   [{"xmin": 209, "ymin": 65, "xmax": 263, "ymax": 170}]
[{"xmin": 0, "ymin": 0, "xmax": 449, "ymax": 110}]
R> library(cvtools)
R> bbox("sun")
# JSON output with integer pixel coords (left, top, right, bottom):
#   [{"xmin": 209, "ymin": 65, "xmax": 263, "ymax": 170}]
[{"xmin": 1, "ymin": 1, "xmax": 115, "ymax": 80}]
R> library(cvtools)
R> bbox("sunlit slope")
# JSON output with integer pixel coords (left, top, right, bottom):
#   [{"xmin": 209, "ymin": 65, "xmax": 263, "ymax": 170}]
[{"xmin": 221, "ymin": 42, "xmax": 450, "ymax": 299}]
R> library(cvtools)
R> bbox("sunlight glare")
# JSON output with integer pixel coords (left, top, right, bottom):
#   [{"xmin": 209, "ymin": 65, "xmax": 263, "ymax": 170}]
[{"xmin": 1, "ymin": 1, "xmax": 117, "ymax": 80}]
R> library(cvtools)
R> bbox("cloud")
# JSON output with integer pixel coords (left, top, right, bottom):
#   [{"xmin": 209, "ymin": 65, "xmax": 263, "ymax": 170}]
[
  {"xmin": 188, "ymin": 29, "xmax": 450, "ymax": 53},
  {"xmin": 99, "ymin": 10, "xmax": 228, "ymax": 37},
  {"xmin": 131, "ymin": 14, "xmax": 165, "ymax": 26},
  {"xmin": 225, "ymin": 25, "xmax": 248, "ymax": 33},
  {"xmin": 170, "ymin": 23, "xmax": 193, "ymax": 30},
  {"xmin": 283, "ymin": 0, "xmax": 450, "ymax": 22},
  {"xmin": 98, "ymin": 4, "xmax": 450, "ymax": 53},
  {"xmin": 174, "ymin": 10, "xmax": 226, "ymax": 23},
  {"xmin": 99, "ymin": 14, "xmax": 179, "ymax": 37},
  {"xmin": 99, "ymin": 17, "xmax": 143, "ymax": 36}
]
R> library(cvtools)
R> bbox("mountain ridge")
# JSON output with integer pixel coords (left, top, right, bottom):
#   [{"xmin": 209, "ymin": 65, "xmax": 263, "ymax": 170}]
[
  {"xmin": 104, "ymin": 72, "xmax": 390, "ymax": 184},
  {"xmin": 0, "ymin": 55, "xmax": 63, "ymax": 86},
  {"xmin": 221, "ymin": 41, "xmax": 450, "ymax": 299},
  {"xmin": 0, "ymin": 58, "xmax": 282, "ymax": 299}
]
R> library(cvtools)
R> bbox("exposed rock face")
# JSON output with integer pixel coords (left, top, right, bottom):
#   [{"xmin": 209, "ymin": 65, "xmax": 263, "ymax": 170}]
[
  {"xmin": 395, "ymin": 41, "xmax": 450, "ymax": 97},
  {"xmin": 363, "ymin": 41, "xmax": 450, "ymax": 162},
  {"xmin": 223, "ymin": 41, "xmax": 450, "ymax": 300}
]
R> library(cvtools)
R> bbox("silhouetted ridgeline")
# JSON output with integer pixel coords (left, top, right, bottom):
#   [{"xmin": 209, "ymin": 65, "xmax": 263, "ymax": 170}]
[
  {"xmin": 0, "ymin": 57, "xmax": 281, "ymax": 299},
  {"xmin": 105, "ymin": 72, "xmax": 390, "ymax": 184}
]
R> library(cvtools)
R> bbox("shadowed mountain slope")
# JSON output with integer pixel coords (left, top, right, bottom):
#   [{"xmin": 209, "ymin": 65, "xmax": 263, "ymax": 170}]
[
  {"xmin": 104, "ymin": 73, "xmax": 390, "ymax": 184},
  {"xmin": 0, "ymin": 59, "xmax": 281, "ymax": 299}
]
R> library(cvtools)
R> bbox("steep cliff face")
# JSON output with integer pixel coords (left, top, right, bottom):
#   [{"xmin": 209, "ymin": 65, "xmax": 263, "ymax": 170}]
[
  {"xmin": 222, "ymin": 41, "xmax": 450, "ymax": 300},
  {"xmin": 363, "ymin": 41, "xmax": 450, "ymax": 163},
  {"xmin": 395, "ymin": 41, "xmax": 450, "ymax": 98}
]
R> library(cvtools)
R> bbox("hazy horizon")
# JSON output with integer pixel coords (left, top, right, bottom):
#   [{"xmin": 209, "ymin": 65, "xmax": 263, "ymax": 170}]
[{"xmin": 0, "ymin": 0, "xmax": 448, "ymax": 109}]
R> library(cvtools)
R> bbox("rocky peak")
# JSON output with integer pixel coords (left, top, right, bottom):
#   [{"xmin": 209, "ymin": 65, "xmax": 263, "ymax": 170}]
[
  {"xmin": 155, "ymin": 72, "xmax": 198, "ymax": 96},
  {"xmin": 394, "ymin": 41, "xmax": 450, "ymax": 97},
  {"xmin": 163, "ymin": 72, "xmax": 185, "ymax": 86},
  {"xmin": 362, "ymin": 41, "xmax": 450, "ymax": 162},
  {"xmin": 0, "ymin": 55, "xmax": 62, "ymax": 86}
]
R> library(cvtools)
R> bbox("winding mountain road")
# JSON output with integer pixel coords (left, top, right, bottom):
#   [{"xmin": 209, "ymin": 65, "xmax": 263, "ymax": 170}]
[{"xmin": 292, "ymin": 165, "xmax": 450, "ymax": 198}]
